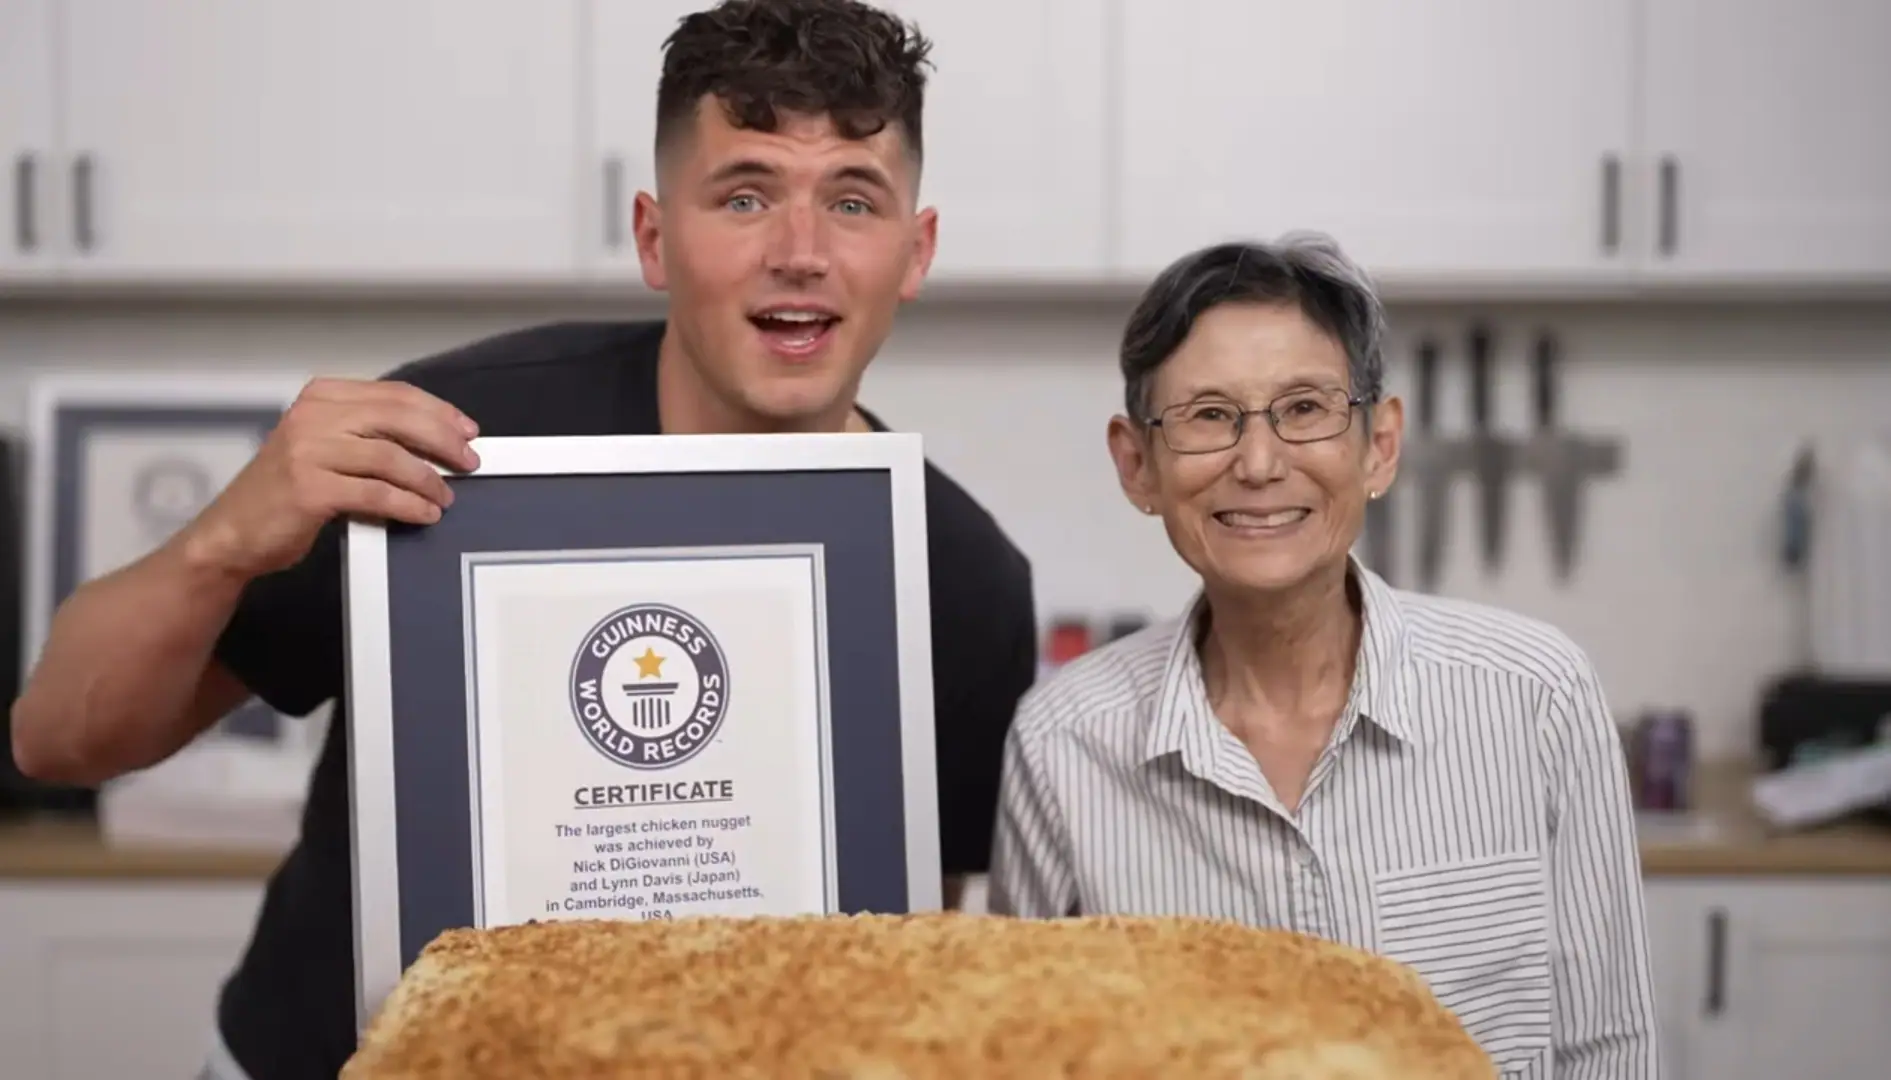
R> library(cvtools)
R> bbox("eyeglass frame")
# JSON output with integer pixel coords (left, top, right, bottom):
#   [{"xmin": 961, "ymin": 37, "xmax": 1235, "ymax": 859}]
[{"xmin": 1142, "ymin": 386, "xmax": 1372, "ymax": 454}]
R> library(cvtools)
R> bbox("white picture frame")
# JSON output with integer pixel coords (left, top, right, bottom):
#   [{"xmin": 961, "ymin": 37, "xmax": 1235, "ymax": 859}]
[
  {"xmin": 341, "ymin": 431, "xmax": 940, "ymax": 1032},
  {"xmin": 23, "ymin": 371, "xmax": 310, "ymax": 746}
]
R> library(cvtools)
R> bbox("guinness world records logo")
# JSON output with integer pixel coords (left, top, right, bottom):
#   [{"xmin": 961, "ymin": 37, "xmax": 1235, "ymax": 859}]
[{"xmin": 568, "ymin": 603, "xmax": 729, "ymax": 770}]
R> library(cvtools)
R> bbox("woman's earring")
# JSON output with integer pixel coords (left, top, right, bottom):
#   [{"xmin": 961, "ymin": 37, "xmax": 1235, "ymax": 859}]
[{"xmin": 1368, "ymin": 489, "xmax": 1382, "ymax": 500}]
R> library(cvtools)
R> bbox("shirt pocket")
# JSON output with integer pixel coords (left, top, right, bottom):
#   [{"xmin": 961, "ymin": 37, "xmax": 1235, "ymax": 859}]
[{"xmin": 1371, "ymin": 851, "xmax": 1552, "ymax": 1074}]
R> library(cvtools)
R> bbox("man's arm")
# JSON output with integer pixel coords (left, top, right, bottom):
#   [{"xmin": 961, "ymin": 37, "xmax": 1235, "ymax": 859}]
[
  {"xmin": 987, "ymin": 723, "xmax": 1077, "ymax": 918},
  {"xmin": 9, "ymin": 533, "xmax": 258, "ymax": 784},
  {"xmin": 1543, "ymin": 656, "xmax": 1661, "ymax": 1078},
  {"xmin": 10, "ymin": 377, "xmax": 475, "ymax": 786}
]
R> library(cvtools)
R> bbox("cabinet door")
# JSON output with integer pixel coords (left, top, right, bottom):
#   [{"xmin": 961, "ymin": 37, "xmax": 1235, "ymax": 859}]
[
  {"xmin": 586, "ymin": 0, "xmax": 1109, "ymax": 285},
  {"xmin": 586, "ymin": 0, "xmax": 703, "ymax": 280},
  {"xmin": 0, "ymin": 881, "xmax": 266, "ymax": 1080},
  {"xmin": 1643, "ymin": 882, "xmax": 1712, "ymax": 1080},
  {"xmin": 1641, "ymin": 0, "xmax": 1891, "ymax": 279},
  {"xmin": 1116, "ymin": 0, "xmax": 1637, "ymax": 283},
  {"xmin": 0, "ymin": 0, "xmax": 58, "ymax": 280},
  {"xmin": 58, "ymin": 0, "xmax": 584, "ymax": 284},
  {"xmin": 888, "ymin": 0, "xmax": 1109, "ymax": 282},
  {"xmin": 1690, "ymin": 880, "xmax": 1891, "ymax": 1080}
]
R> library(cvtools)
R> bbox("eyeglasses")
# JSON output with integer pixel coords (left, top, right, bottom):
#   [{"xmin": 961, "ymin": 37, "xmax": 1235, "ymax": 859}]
[{"xmin": 1146, "ymin": 387, "xmax": 1367, "ymax": 454}]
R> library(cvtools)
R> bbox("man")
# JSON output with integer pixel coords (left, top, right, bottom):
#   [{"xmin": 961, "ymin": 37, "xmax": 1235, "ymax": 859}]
[{"xmin": 9, "ymin": 3, "xmax": 1038, "ymax": 1078}]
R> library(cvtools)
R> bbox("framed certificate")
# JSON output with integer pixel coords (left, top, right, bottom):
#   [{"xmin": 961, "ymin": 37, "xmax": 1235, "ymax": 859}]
[
  {"xmin": 342, "ymin": 432, "xmax": 939, "ymax": 1030},
  {"xmin": 23, "ymin": 372, "xmax": 308, "ymax": 744}
]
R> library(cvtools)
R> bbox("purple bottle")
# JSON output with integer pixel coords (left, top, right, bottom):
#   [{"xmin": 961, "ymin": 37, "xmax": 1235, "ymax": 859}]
[{"xmin": 1642, "ymin": 710, "xmax": 1694, "ymax": 812}]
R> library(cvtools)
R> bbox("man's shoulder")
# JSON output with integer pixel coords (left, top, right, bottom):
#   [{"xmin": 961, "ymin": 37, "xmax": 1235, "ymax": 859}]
[
  {"xmin": 382, "ymin": 320, "xmax": 664, "ymax": 432},
  {"xmin": 918, "ymin": 457, "xmax": 1033, "ymax": 621}
]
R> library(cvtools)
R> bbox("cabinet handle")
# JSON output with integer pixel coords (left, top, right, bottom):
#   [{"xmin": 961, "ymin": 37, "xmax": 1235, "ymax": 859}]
[
  {"xmin": 1600, "ymin": 155, "xmax": 1621, "ymax": 254},
  {"xmin": 72, "ymin": 154, "xmax": 95, "ymax": 252},
  {"xmin": 1704, "ymin": 907, "xmax": 1727, "ymax": 1016},
  {"xmin": 1657, "ymin": 156, "xmax": 1679, "ymax": 256},
  {"xmin": 603, "ymin": 156, "xmax": 624, "ymax": 249},
  {"xmin": 12, "ymin": 153, "xmax": 34, "ymax": 253}
]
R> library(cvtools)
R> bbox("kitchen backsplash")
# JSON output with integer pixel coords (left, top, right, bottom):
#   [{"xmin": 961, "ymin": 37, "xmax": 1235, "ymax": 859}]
[{"xmin": 2, "ymin": 295, "xmax": 1888, "ymax": 758}]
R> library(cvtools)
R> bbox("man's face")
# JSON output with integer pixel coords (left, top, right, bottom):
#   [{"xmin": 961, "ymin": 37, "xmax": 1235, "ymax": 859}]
[{"xmin": 634, "ymin": 97, "xmax": 936, "ymax": 431}]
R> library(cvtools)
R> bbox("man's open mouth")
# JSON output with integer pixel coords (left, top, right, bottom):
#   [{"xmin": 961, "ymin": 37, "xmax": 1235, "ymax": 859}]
[{"xmin": 749, "ymin": 307, "xmax": 840, "ymax": 353}]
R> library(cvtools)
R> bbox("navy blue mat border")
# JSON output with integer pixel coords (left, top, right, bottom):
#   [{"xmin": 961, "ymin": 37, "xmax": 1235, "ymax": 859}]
[{"xmin": 381, "ymin": 469, "xmax": 907, "ymax": 968}]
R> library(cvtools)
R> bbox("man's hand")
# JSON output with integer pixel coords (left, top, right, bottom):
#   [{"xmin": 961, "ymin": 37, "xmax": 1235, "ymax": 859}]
[{"xmin": 183, "ymin": 376, "xmax": 481, "ymax": 580}]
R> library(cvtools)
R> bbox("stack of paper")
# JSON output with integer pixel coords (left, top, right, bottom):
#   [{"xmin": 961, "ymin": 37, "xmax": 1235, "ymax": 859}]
[
  {"xmin": 1750, "ymin": 743, "xmax": 1891, "ymax": 830},
  {"xmin": 97, "ymin": 735, "xmax": 313, "ymax": 853}
]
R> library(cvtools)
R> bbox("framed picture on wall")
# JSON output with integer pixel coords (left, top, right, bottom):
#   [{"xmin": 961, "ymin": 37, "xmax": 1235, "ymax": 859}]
[
  {"xmin": 23, "ymin": 372, "xmax": 310, "ymax": 747},
  {"xmin": 340, "ymin": 432, "xmax": 940, "ymax": 1032}
]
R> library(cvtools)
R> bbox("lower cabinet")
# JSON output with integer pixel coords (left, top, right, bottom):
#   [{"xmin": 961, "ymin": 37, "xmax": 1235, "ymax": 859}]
[
  {"xmin": 1646, "ymin": 877, "xmax": 1891, "ymax": 1080},
  {"xmin": 0, "ymin": 879, "xmax": 265, "ymax": 1080},
  {"xmin": 2, "ymin": 874, "xmax": 1886, "ymax": 1079}
]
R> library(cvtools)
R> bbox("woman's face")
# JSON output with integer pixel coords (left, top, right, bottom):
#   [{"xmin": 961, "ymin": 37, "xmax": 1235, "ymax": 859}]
[{"xmin": 1107, "ymin": 301, "xmax": 1403, "ymax": 597}]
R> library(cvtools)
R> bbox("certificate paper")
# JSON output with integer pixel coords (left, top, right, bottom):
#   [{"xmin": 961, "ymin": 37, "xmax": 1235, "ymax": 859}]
[{"xmin": 463, "ymin": 546, "xmax": 834, "ymax": 926}]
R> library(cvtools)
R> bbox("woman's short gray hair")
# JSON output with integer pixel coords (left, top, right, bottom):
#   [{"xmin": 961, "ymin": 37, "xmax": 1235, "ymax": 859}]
[{"xmin": 1119, "ymin": 232, "xmax": 1388, "ymax": 421}]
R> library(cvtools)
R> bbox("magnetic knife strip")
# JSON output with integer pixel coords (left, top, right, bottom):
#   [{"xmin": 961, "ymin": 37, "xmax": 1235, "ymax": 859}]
[{"xmin": 1362, "ymin": 325, "xmax": 1624, "ymax": 591}]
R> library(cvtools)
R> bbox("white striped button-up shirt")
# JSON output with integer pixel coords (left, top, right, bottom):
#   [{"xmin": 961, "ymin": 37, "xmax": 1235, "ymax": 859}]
[{"xmin": 988, "ymin": 561, "xmax": 1659, "ymax": 1079}]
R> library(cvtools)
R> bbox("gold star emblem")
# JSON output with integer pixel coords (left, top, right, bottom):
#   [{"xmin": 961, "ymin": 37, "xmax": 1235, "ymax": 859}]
[{"xmin": 632, "ymin": 647, "xmax": 665, "ymax": 679}]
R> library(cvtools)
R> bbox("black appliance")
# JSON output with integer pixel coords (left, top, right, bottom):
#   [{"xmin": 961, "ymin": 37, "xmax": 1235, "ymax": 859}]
[
  {"xmin": 1757, "ymin": 671, "xmax": 1891, "ymax": 822},
  {"xmin": 0, "ymin": 432, "xmax": 95, "ymax": 815}
]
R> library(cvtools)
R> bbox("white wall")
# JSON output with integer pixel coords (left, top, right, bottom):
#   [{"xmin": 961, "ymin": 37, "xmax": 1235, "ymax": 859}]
[{"xmin": 3, "ymin": 296, "xmax": 1888, "ymax": 758}]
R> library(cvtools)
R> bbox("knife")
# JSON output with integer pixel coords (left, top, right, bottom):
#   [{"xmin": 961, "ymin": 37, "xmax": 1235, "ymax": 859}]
[
  {"xmin": 1362, "ymin": 387, "xmax": 1396, "ymax": 582},
  {"xmin": 1531, "ymin": 329, "xmax": 1622, "ymax": 582},
  {"xmin": 1467, "ymin": 324, "xmax": 1509, "ymax": 574},
  {"xmin": 1363, "ymin": 490, "xmax": 1395, "ymax": 582},
  {"xmin": 1412, "ymin": 337, "xmax": 1449, "ymax": 592},
  {"xmin": 1534, "ymin": 332, "xmax": 1575, "ymax": 579}
]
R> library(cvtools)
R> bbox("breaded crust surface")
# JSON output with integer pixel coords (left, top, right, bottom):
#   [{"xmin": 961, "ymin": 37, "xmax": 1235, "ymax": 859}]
[{"xmin": 342, "ymin": 912, "xmax": 1494, "ymax": 1079}]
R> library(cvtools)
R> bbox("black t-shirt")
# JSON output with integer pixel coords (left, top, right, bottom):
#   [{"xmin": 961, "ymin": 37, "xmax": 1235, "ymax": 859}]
[{"xmin": 211, "ymin": 320, "xmax": 1038, "ymax": 1080}]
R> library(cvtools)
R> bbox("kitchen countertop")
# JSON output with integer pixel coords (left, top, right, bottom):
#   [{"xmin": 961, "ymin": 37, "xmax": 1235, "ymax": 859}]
[
  {"xmin": 0, "ymin": 815, "xmax": 285, "ymax": 881},
  {"xmin": 1636, "ymin": 758, "xmax": 1891, "ymax": 876},
  {"xmin": 0, "ymin": 760, "xmax": 1887, "ymax": 882}
]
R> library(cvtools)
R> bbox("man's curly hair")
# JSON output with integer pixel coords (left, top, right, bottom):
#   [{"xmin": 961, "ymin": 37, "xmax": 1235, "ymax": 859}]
[{"xmin": 655, "ymin": 0, "xmax": 934, "ymax": 164}]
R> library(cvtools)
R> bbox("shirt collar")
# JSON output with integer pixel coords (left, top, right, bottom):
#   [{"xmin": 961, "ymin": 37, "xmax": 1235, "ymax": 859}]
[{"xmin": 1141, "ymin": 555, "xmax": 1420, "ymax": 766}]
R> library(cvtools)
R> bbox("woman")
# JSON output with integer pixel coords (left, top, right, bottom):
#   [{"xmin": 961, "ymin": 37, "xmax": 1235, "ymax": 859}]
[{"xmin": 987, "ymin": 235, "xmax": 1658, "ymax": 1077}]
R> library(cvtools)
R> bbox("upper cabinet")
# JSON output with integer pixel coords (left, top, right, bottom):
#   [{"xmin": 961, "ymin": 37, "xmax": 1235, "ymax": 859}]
[
  {"xmin": 886, "ymin": 0, "xmax": 1109, "ymax": 283},
  {"xmin": 587, "ymin": 1, "xmax": 702, "ymax": 282},
  {"xmin": 0, "ymin": 0, "xmax": 56, "ymax": 283},
  {"xmin": 1113, "ymin": 0, "xmax": 1891, "ymax": 290},
  {"xmin": 1114, "ymin": 0, "xmax": 1639, "ymax": 285},
  {"xmin": 0, "ymin": 0, "xmax": 1884, "ymax": 294},
  {"xmin": 1639, "ymin": 0, "xmax": 1891, "ymax": 281},
  {"xmin": 46, "ymin": 0, "xmax": 584, "ymax": 284},
  {"xmin": 583, "ymin": 0, "xmax": 1112, "ymax": 286}
]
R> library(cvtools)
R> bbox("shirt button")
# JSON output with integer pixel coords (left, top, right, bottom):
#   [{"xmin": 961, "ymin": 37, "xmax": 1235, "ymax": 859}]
[{"xmin": 1297, "ymin": 848, "xmax": 1316, "ymax": 869}]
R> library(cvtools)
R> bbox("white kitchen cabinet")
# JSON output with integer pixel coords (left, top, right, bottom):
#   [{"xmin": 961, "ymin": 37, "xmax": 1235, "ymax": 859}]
[
  {"xmin": 1644, "ymin": 883, "xmax": 1707, "ymax": 1079},
  {"xmin": 585, "ymin": 0, "xmax": 1111, "ymax": 286},
  {"xmin": 0, "ymin": 879, "xmax": 266, "ymax": 1080},
  {"xmin": 51, "ymin": 0, "xmax": 584, "ymax": 284},
  {"xmin": 0, "ymin": 0, "xmax": 57, "ymax": 282},
  {"xmin": 5, "ymin": 0, "xmax": 1887, "ymax": 294},
  {"xmin": 1114, "ymin": 0, "xmax": 1638, "ymax": 284},
  {"xmin": 1639, "ymin": 0, "xmax": 1891, "ymax": 282},
  {"xmin": 586, "ymin": 0, "xmax": 702, "ymax": 280},
  {"xmin": 886, "ymin": 0, "xmax": 1109, "ymax": 282},
  {"xmin": 1645, "ymin": 877, "xmax": 1891, "ymax": 1080}
]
